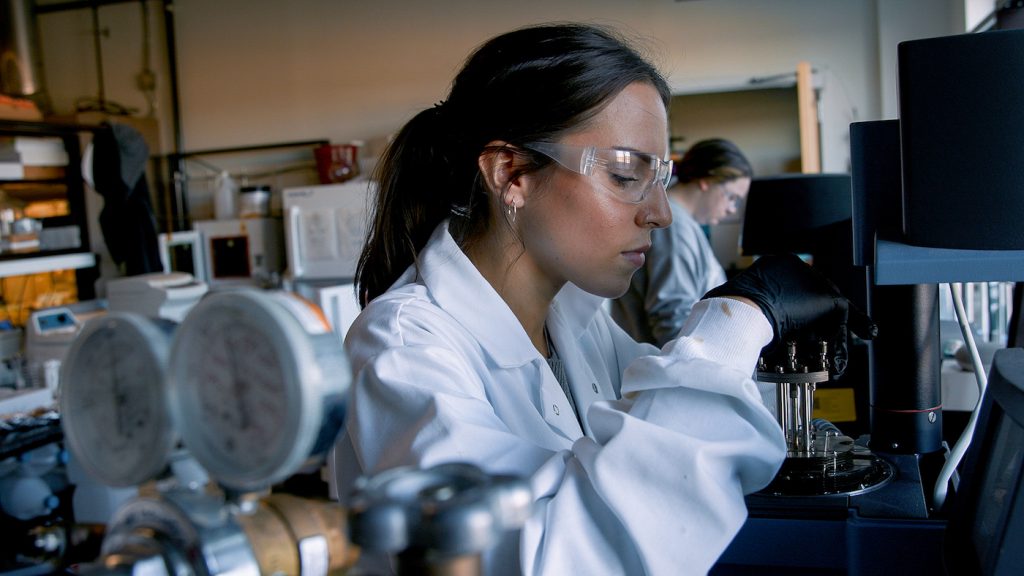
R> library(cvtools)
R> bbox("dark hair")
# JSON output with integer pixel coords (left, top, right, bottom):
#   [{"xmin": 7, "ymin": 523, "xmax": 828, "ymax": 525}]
[
  {"xmin": 355, "ymin": 23, "xmax": 671, "ymax": 305},
  {"xmin": 675, "ymin": 138, "xmax": 753, "ymax": 184}
]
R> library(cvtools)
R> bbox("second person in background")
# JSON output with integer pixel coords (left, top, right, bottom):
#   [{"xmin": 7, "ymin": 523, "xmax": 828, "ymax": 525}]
[{"xmin": 612, "ymin": 138, "xmax": 753, "ymax": 346}]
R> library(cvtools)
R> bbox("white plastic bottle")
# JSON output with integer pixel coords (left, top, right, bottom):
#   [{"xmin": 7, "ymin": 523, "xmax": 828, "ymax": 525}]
[
  {"xmin": 214, "ymin": 171, "xmax": 238, "ymax": 220},
  {"xmin": 0, "ymin": 469, "xmax": 58, "ymax": 520}
]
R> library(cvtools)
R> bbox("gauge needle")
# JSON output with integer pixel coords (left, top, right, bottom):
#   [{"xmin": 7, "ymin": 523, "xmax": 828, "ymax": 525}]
[
  {"xmin": 226, "ymin": 343, "xmax": 250, "ymax": 430},
  {"xmin": 108, "ymin": 335, "xmax": 129, "ymax": 439}
]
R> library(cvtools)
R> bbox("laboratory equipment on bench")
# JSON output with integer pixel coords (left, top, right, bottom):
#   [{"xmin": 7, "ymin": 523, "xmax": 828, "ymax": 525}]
[
  {"xmin": 59, "ymin": 311, "xmax": 194, "ymax": 528},
  {"xmin": 85, "ymin": 461, "xmax": 530, "ymax": 576},
  {"xmin": 105, "ymin": 271, "xmax": 207, "ymax": 323},
  {"xmin": 193, "ymin": 218, "xmax": 284, "ymax": 288},
  {"xmin": 167, "ymin": 290, "xmax": 348, "ymax": 492},
  {"xmin": 0, "ymin": 436, "xmax": 72, "ymax": 569},
  {"xmin": 719, "ymin": 337, "xmax": 932, "ymax": 574},
  {"xmin": 74, "ymin": 289, "xmax": 355, "ymax": 576},
  {"xmin": 282, "ymin": 180, "xmax": 373, "ymax": 344},
  {"xmin": 65, "ymin": 289, "xmax": 532, "ymax": 576},
  {"xmin": 740, "ymin": 172, "xmax": 869, "ymax": 436},
  {"xmin": 282, "ymin": 179, "xmax": 374, "ymax": 282},
  {"xmin": 0, "ymin": 302, "xmax": 106, "ymax": 417},
  {"xmin": 718, "ymin": 28, "xmax": 1024, "ymax": 576},
  {"xmin": 349, "ymin": 463, "xmax": 532, "ymax": 576},
  {"xmin": 754, "ymin": 341, "xmax": 891, "ymax": 497},
  {"xmin": 60, "ymin": 312, "xmax": 178, "ymax": 488},
  {"xmin": 89, "ymin": 489, "xmax": 358, "ymax": 576},
  {"xmin": 25, "ymin": 301, "xmax": 106, "ymax": 392},
  {"xmin": 0, "ymin": 443, "xmax": 63, "ymax": 521},
  {"xmin": 718, "ymin": 162, "xmax": 947, "ymax": 576},
  {"xmin": 238, "ymin": 185, "xmax": 272, "ymax": 219},
  {"xmin": 158, "ymin": 230, "xmax": 205, "ymax": 282}
]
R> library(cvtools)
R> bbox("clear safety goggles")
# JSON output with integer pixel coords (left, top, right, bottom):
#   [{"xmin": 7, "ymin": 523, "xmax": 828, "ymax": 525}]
[{"xmin": 524, "ymin": 141, "xmax": 673, "ymax": 204}]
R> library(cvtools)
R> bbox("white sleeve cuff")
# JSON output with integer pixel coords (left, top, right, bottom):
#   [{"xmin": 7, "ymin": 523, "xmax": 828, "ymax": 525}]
[{"xmin": 664, "ymin": 297, "xmax": 773, "ymax": 374}]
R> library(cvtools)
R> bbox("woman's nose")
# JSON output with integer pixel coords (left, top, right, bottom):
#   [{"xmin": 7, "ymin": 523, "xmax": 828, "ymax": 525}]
[{"xmin": 641, "ymin": 184, "xmax": 673, "ymax": 229}]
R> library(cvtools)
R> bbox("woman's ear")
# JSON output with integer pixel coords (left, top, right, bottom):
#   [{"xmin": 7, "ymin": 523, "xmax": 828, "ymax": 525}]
[{"xmin": 478, "ymin": 141, "xmax": 529, "ymax": 208}]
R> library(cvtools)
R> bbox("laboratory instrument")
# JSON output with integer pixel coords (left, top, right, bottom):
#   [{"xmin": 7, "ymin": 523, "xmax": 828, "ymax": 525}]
[
  {"xmin": 282, "ymin": 180, "xmax": 374, "ymax": 281},
  {"xmin": 755, "ymin": 341, "xmax": 891, "ymax": 497},
  {"xmin": 64, "ymin": 288, "xmax": 532, "ymax": 576},
  {"xmin": 167, "ymin": 289, "xmax": 348, "ymax": 493},
  {"xmin": 349, "ymin": 462, "xmax": 533, "ymax": 576},
  {"xmin": 719, "ymin": 29, "xmax": 1024, "ymax": 575},
  {"xmin": 105, "ymin": 271, "xmax": 207, "ymax": 322},
  {"xmin": 75, "ymin": 289, "xmax": 358, "ymax": 576},
  {"xmin": 192, "ymin": 218, "xmax": 284, "ymax": 287},
  {"xmin": 84, "ymin": 489, "xmax": 358, "ymax": 576},
  {"xmin": 60, "ymin": 312, "xmax": 176, "ymax": 487},
  {"xmin": 281, "ymin": 180, "xmax": 371, "ymax": 345}
]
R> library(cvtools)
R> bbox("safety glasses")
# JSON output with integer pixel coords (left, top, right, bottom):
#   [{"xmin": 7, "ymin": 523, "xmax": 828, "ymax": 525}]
[{"xmin": 524, "ymin": 141, "xmax": 673, "ymax": 204}]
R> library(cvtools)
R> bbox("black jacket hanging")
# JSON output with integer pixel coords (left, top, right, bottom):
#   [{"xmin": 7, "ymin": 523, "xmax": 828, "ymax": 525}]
[{"xmin": 91, "ymin": 122, "xmax": 162, "ymax": 276}]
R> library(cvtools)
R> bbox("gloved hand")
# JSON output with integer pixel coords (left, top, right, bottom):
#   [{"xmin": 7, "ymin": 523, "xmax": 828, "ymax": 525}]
[{"xmin": 703, "ymin": 253, "xmax": 878, "ymax": 375}]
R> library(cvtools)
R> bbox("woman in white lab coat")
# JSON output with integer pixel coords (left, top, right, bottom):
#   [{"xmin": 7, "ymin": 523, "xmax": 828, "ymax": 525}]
[{"xmin": 336, "ymin": 23, "xmax": 874, "ymax": 575}]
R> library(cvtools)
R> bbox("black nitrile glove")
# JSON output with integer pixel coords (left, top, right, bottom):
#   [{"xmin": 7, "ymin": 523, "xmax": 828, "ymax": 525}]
[{"xmin": 703, "ymin": 253, "xmax": 878, "ymax": 376}]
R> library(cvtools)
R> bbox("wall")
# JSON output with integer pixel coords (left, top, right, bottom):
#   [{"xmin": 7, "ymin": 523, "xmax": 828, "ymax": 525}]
[
  {"xmin": 32, "ymin": 0, "xmax": 964, "ymax": 206},
  {"xmin": 671, "ymin": 88, "xmax": 802, "ymax": 176},
  {"xmin": 36, "ymin": 0, "xmax": 174, "ymax": 150},
  {"xmin": 876, "ymin": 0, "xmax": 971, "ymax": 120}
]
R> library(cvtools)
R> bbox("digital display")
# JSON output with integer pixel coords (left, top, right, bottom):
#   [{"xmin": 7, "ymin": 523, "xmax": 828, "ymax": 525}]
[{"xmin": 34, "ymin": 309, "xmax": 75, "ymax": 333}]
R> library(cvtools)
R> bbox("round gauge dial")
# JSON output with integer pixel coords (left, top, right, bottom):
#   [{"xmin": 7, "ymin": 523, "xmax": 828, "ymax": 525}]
[
  {"xmin": 60, "ymin": 313, "xmax": 176, "ymax": 487},
  {"xmin": 167, "ymin": 290, "xmax": 350, "ymax": 492}
]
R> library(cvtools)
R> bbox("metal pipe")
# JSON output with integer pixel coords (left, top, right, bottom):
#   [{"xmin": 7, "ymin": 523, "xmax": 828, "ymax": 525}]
[
  {"xmin": 800, "ymin": 383, "xmax": 814, "ymax": 452},
  {"xmin": 2, "ymin": 0, "xmax": 51, "ymax": 112},
  {"xmin": 162, "ymin": 0, "xmax": 186, "ymax": 230}
]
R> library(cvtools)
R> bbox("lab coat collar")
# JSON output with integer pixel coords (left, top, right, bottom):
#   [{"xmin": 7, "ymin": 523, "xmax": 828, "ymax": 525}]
[{"xmin": 418, "ymin": 221, "xmax": 603, "ymax": 369}]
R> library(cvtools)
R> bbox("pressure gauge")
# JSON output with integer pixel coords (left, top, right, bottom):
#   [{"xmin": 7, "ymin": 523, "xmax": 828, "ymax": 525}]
[
  {"xmin": 60, "ymin": 313, "xmax": 176, "ymax": 487},
  {"xmin": 167, "ymin": 290, "xmax": 350, "ymax": 493}
]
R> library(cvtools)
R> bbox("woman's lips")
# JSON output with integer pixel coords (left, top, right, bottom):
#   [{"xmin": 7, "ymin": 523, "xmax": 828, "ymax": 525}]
[{"xmin": 622, "ymin": 246, "xmax": 649, "ymax": 268}]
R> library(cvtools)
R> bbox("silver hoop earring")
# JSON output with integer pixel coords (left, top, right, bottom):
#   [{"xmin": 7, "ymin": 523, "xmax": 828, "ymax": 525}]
[{"xmin": 507, "ymin": 203, "xmax": 517, "ymax": 223}]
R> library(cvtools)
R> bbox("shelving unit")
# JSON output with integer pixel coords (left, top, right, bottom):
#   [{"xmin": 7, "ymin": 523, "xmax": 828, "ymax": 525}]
[{"xmin": 0, "ymin": 119, "xmax": 103, "ymax": 301}]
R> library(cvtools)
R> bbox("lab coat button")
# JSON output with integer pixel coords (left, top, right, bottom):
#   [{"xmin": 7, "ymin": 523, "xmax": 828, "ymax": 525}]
[
  {"xmin": 592, "ymin": 383, "xmax": 598, "ymax": 393},
  {"xmin": 552, "ymin": 404, "xmax": 560, "ymax": 415}
]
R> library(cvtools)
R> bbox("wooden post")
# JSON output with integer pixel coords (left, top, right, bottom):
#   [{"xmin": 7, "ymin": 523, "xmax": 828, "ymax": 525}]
[{"xmin": 796, "ymin": 61, "xmax": 821, "ymax": 173}]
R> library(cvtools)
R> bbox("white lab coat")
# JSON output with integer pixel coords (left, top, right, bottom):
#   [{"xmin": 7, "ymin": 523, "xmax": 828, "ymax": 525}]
[{"xmin": 336, "ymin": 221, "xmax": 786, "ymax": 575}]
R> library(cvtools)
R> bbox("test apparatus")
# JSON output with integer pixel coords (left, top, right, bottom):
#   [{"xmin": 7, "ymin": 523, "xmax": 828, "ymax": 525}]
[
  {"xmin": 716, "ymin": 28, "xmax": 1024, "ymax": 575},
  {"xmin": 55, "ymin": 290, "xmax": 531, "ymax": 576}
]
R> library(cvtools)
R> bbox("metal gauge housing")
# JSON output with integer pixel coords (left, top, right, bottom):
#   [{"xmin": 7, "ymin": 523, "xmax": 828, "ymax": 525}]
[
  {"xmin": 60, "ymin": 312, "xmax": 176, "ymax": 487},
  {"xmin": 167, "ymin": 290, "xmax": 350, "ymax": 493}
]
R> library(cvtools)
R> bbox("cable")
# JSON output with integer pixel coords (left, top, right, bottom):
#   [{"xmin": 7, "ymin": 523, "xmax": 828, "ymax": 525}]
[
  {"xmin": 91, "ymin": 4, "xmax": 106, "ymax": 106},
  {"xmin": 932, "ymin": 282, "xmax": 989, "ymax": 511},
  {"xmin": 136, "ymin": 0, "xmax": 157, "ymax": 117}
]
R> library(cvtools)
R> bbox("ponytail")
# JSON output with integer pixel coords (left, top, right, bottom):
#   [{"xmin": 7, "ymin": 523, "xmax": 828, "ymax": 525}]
[{"xmin": 356, "ymin": 104, "xmax": 486, "ymax": 305}]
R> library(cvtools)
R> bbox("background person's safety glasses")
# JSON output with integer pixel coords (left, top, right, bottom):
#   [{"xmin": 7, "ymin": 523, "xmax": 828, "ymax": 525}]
[{"xmin": 524, "ymin": 141, "xmax": 673, "ymax": 204}]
